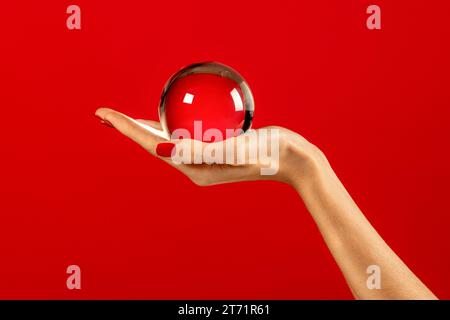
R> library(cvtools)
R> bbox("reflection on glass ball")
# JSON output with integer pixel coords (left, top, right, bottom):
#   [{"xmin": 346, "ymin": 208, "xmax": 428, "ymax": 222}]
[{"xmin": 159, "ymin": 62, "xmax": 254, "ymax": 142}]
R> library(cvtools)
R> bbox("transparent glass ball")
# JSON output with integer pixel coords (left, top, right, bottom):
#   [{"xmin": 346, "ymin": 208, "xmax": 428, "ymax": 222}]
[{"xmin": 159, "ymin": 62, "xmax": 254, "ymax": 142}]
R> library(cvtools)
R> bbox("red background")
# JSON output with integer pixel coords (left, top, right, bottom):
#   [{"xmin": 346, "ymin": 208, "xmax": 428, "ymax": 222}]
[{"xmin": 0, "ymin": 1, "xmax": 449, "ymax": 299}]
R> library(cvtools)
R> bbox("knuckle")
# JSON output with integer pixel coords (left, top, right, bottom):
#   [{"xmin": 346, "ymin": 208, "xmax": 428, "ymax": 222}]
[{"xmin": 190, "ymin": 176, "xmax": 210, "ymax": 187}]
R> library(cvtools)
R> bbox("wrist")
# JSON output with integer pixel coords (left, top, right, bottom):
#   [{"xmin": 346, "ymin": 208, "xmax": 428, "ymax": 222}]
[{"xmin": 280, "ymin": 136, "xmax": 329, "ymax": 192}]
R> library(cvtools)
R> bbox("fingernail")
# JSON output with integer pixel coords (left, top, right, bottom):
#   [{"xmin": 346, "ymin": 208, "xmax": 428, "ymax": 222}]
[
  {"xmin": 100, "ymin": 119, "xmax": 113, "ymax": 128},
  {"xmin": 156, "ymin": 142, "xmax": 175, "ymax": 157}
]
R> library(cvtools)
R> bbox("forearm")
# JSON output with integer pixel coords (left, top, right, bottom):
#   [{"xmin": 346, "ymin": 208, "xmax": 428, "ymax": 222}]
[{"xmin": 288, "ymin": 144, "xmax": 436, "ymax": 299}]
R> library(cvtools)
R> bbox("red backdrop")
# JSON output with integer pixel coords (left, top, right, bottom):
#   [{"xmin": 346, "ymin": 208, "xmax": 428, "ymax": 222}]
[{"xmin": 0, "ymin": 1, "xmax": 449, "ymax": 299}]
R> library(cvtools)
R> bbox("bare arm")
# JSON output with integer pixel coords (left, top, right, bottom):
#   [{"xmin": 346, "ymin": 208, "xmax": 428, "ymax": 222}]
[
  {"xmin": 288, "ymin": 143, "xmax": 437, "ymax": 299},
  {"xmin": 95, "ymin": 107, "xmax": 437, "ymax": 300}
]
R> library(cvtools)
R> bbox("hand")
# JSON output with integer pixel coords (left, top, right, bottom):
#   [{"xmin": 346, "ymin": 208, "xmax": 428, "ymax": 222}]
[
  {"xmin": 95, "ymin": 107, "xmax": 437, "ymax": 299},
  {"xmin": 94, "ymin": 107, "xmax": 326, "ymax": 187}
]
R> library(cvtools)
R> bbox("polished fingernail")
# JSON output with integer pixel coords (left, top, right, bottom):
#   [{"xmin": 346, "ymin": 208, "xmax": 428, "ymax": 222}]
[{"xmin": 156, "ymin": 142, "xmax": 175, "ymax": 157}]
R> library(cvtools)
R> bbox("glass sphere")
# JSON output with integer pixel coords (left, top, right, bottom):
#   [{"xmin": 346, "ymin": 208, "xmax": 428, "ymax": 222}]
[{"xmin": 159, "ymin": 62, "xmax": 254, "ymax": 142}]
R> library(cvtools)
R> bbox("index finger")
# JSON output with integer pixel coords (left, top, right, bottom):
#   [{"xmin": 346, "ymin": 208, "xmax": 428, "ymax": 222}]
[{"xmin": 95, "ymin": 107, "xmax": 168, "ymax": 154}]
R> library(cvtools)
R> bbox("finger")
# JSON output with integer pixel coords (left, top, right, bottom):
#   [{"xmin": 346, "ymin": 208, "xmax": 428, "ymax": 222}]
[
  {"xmin": 183, "ymin": 164, "xmax": 262, "ymax": 185},
  {"xmin": 163, "ymin": 135, "xmax": 248, "ymax": 166},
  {"xmin": 95, "ymin": 107, "xmax": 165, "ymax": 154},
  {"xmin": 163, "ymin": 128, "xmax": 275, "ymax": 167},
  {"xmin": 134, "ymin": 119, "xmax": 168, "ymax": 138},
  {"xmin": 96, "ymin": 108, "xmax": 169, "ymax": 139},
  {"xmin": 136, "ymin": 119, "xmax": 163, "ymax": 130}
]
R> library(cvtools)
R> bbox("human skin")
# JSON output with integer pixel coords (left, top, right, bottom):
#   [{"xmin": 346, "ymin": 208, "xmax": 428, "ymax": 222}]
[{"xmin": 95, "ymin": 107, "xmax": 437, "ymax": 300}]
